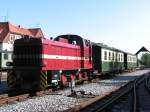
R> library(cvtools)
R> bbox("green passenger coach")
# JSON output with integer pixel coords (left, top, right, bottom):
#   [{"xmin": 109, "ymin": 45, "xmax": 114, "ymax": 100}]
[
  {"xmin": 124, "ymin": 53, "xmax": 137, "ymax": 70},
  {"xmin": 92, "ymin": 43, "xmax": 125, "ymax": 74},
  {"xmin": 101, "ymin": 48, "xmax": 125, "ymax": 73}
]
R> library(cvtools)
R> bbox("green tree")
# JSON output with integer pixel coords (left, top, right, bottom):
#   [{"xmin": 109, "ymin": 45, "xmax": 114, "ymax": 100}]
[{"xmin": 140, "ymin": 53, "xmax": 150, "ymax": 67}]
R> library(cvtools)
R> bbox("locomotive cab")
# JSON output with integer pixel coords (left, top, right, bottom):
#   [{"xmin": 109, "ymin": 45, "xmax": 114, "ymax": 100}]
[{"xmin": 55, "ymin": 34, "xmax": 92, "ymax": 69}]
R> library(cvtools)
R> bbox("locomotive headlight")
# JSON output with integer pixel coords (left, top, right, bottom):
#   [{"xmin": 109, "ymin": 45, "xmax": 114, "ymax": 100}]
[
  {"xmin": 52, "ymin": 74, "xmax": 58, "ymax": 79},
  {"xmin": 53, "ymin": 74, "xmax": 57, "ymax": 78}
]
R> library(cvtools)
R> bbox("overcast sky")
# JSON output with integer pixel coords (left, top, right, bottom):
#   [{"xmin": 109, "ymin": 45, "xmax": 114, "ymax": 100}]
[{"xmin": 0, "ymin": 0, "xmax": 150, "ymax": 53}]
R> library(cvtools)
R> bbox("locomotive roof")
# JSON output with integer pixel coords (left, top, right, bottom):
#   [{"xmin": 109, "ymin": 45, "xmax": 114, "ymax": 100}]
[
  {"xmin": 56, "ymin": 34, "xmax": 82, "ymax": 39},
  {"xmin": 42, "ymin": 37, "xmax": 80, "ymax": 49}
]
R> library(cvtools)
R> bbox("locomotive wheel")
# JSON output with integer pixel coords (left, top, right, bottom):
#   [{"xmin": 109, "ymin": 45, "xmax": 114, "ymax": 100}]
[
  {"xmin": 77, "ymin": 73, "xmax": 82, "ymax": 80},
  {"xmin": 60, "ymin": 74, "xmax": 67, "ymax": 88},
  {"xmin": 83, "ymin": 72, "xmax": 88, "ymax": 80},
  {"xmin": 76, "ymin": 73, "xmax": 83, "ymax": 84},
  {"xmin": 7, "ymin": 71, "xmax": 21, "ymax": 90}
]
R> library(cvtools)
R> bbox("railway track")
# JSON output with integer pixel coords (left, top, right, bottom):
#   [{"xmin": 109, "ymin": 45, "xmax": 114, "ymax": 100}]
[
  {"xmin": 0, "ymin": 70, "xmax": 149, "ymax": 110},
  {"xmin": 0, "ymin": 73, "xmax": 112, "ymax": 106},
  {"xmin": 79, "ymin": 74, "xmax": 150, "ymax": 112},
  {"xmin": 0, "ymin": 78, "xmax": 97, "ymax": 106},
  {"xmin": 0, "ymin": 89, "xmax": 53, "ymax": 105}
]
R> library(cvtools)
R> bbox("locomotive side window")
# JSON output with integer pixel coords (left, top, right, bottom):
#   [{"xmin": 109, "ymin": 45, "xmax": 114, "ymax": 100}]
[
  {"xmin": 72, "ymin": 40, "xmax": 77, "ymax": 45},
  {"xmin": 85, "ymin": 40, "xmax": 89, "ymax": 46}
]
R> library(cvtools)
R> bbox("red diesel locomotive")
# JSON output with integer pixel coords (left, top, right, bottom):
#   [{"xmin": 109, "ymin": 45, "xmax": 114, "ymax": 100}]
[{"xmin": 7, "ymin": 35, "xmax": 93, "ymax": 90}]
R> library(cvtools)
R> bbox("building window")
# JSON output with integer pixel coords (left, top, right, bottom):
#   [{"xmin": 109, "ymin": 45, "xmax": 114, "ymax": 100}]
[
  {"xmin": 11, "ymin": 54, "xmax": 13, "ymax": 60},
  {"xmin": 9, "ymin": 34, "xmax": 14, "ymax": 42},
  {"xmin": 104, "ymin": 51, "xmax": 107, "ymax": 60},
  {"xmin": 4, "ymin": 53, "xmax": 8, "ymax": 60}
]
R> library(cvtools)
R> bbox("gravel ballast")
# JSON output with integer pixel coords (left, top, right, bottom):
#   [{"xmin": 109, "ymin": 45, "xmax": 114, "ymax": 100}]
[{"xmin": 0, "ymin": 95, "xmax": 79, "ymax": 112}]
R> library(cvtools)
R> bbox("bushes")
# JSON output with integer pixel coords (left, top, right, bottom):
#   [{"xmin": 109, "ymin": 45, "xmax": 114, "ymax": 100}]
[{"xmin": 140, "ymin": 53, "xmax": 150, "ymax": 67}]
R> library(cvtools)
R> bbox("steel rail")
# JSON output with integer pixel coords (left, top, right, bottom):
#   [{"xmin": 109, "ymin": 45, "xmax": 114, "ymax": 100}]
[
  {"xmin": 145, "ymin": 75, "xmax": 150, "ymax": 93},
  {"xmin": 133, "ymin": 74, "xmax": 150, "ymax": 112},
  {"xmin": 133, "ymin": 78, "xmax": 138, "ymax": 112}
]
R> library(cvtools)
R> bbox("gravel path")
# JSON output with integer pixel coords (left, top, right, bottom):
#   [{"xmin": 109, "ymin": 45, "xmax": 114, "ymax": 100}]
[{"xmin": 0, "ymin": 70, "xmax": 149, "ymax": 112}]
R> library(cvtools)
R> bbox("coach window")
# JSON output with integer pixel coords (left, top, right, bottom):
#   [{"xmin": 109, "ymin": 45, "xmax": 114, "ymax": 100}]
[
  {"xmin": 120, "ymin": 54, "xmax": 122, "ymax": 61},
  {"xmin": 109, "ymin": 52, "xmax": 111, "ymax": 60},
  {"xmin": 129, "ymin": 56, "xmax": 131, "ymax": 62},
  {"xmin": 116, "ymin": 53, "xmax": 118, "ymax": 61},
  {"xmin": 112, "ymin": 53, "xmax": 114, "ymax": 60},
  {"xmin": 121, "ymin": 54, "xmax": 122, "ymax": 61},
  {"xmin": 104, "ymin": 51, "xmax": 107, "ymax": 60},
  {"xmin": 4, "ymin": 53, "xmax": 8, "ymax": 60}
]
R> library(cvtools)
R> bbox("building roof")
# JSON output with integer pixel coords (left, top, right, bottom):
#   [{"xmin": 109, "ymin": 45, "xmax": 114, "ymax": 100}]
[
  {"xmin": 28, "ymin": 28, "xmax": 44, "ymax": 37},
  {"xmin": 136, "ymin": 46, "xmax": 150, "ymax": 55},
  {"xmin": 0, "ymin": 22, "xmax": 44, "ymax": 42}
]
